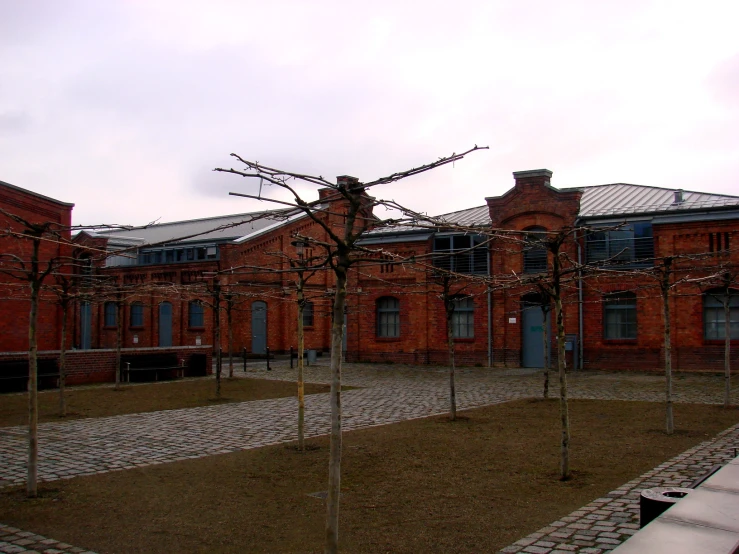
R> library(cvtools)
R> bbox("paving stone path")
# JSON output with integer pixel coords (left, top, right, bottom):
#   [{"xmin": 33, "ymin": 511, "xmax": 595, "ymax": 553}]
[{"xmin": 1, "ymin": 361, "xmax": 737, "ymax": 553}]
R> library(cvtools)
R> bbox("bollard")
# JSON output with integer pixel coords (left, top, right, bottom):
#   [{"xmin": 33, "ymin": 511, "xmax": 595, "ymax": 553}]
[
  {"xmin": 290, "ymin": 346, "xmax": 294, "ymax": 369},
  {"xmin": 243, "ymin": 347, "xmax": 247, "ymax": 371},
  {"xmin": 266, "ymin": 347, "xmax": 271, "ymax": 371}
]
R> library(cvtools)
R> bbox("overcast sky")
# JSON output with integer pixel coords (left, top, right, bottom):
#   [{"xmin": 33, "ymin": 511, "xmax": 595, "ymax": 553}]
[{"xmin": 2, "ymin": 0, "xmax": 738, "ymax": 227}]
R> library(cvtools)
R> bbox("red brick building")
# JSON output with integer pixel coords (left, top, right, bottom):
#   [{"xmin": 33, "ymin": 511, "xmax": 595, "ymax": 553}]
[
  {"xmin": 3, "ymin": 171, "xmax": 736, "ymax": 374},
  {"xmin": 0, "ymin": 180, "xmax": 74, "ymax": 352},
  {"xmin": 347, "ymin": 170, "xmax": 739, "ymax": 371}
]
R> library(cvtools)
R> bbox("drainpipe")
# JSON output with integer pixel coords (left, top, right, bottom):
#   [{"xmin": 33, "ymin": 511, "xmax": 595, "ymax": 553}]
[
  {"xmin": 487, "ymin": 247, "xmax": 493, "ymax": 367},
  {"xmin": 575, "ymin": 220, "xmax": 584, "ymax": 370}
]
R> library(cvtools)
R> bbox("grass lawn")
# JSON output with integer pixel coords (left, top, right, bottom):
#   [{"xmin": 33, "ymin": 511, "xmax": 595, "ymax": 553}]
[
  {"xmin": 0, "ymin": 378, "xmax": 331, "ymax": 427},
  {"xmin": 1, "ymin": 399, "xmax": 737, "ymax": 553}
]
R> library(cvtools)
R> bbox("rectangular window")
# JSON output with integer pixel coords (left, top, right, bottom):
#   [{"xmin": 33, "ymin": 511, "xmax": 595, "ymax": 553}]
[
  {"xmin": 104, "ymin": 302, "xmax": 117, "ymax": 327},
  {"xmin": 377, "ymin": 297, "xmax": 400, "ymax": 337},
  {"xmin": 302, "ymin": 301, "xmax": 314, "ymax": 327},
  {"xmin": 130, "ymin": 303, "xmax": 144, "ymax": 327},
  {"xmin": 704, "ymin": 292, "xmax": 739, "ymax": 340},
  {"xmin": 603, "ymin": 292, "xmax": 637, "ymax": 339},
  {"xmin": 452, "ymin": 297, "xmax": 474, "ymax": 338},
  {"xmin": 586, "ymin": 222, "xmax": 653, "ymax": 268},
  {"xmin": 433, "ymin": 234, "xmax": 488, "ymax": 275},
  {"xmin": 189, "ymin": 301, "xmax": 205, "ymax": 328}
]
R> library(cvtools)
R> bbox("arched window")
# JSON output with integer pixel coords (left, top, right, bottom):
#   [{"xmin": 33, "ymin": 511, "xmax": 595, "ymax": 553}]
[
  {"xmin": 704, "ymin": 290, "xmax": 739, "ymax": 340},
  {"xmin": 302, "ymin": 301, "xmax": 314, "ymax": 327},
  {"xmin": 188, "ymin": 301, "xmax": 205, "ymax": 328},
  {"xmin": 523, "ymin": 227, "xmax": 547, "ymax": 274},
  {"xmin": 452, "ymin": 297, "xmax": 474, "ymax": 338},
  {"xmin": 377, "ymin": 297, "xmax": 400, "ymax": 337},
  {"xmin": 103, "ymin": 301, "xmax": 117, "ymax": 327},
  {"xmin": 130, "ymin": 302, "xmax": 144, "ymax": 328},
  {"xmin": 603, "ymin": 292, "xmax": 637, "ymax": 339}
]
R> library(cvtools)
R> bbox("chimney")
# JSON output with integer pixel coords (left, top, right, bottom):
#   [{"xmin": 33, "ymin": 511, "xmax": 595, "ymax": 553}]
[
  {"xmin": 673, "ymin": 189, "xmax": 684, "ymax": 204},
  {"xmin": 336, "ymin": 175, "xmax": 359, "ymax": 188},
  {"xmin": 512, "ymin": 169, "xmax": 553, "ymax": 189}
]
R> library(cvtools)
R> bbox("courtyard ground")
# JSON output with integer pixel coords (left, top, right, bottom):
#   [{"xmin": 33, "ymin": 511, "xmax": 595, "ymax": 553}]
[{"xmin": 1, "ymin": 361, "xmax": 738, "ymax": 553}]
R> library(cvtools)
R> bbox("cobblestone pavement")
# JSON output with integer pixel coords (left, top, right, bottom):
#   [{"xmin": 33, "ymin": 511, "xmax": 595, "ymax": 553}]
[
  {"xmin": 1, "ymin": 361, "xmax": 738, "ymax": 553},
  {"xmin": 0, "ymin": 523, "xmax": 94, "ymax": 554}
]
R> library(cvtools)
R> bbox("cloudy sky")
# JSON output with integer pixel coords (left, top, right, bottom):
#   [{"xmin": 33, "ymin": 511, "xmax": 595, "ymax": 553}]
[{"xmin": 2, "ymin": 0, "xmax": 738, "ymax": 227}]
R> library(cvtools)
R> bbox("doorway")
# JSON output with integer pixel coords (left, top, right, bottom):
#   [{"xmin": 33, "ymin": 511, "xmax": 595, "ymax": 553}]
[
  {"xmin": 159, "ymin": 302, "xmax": 173, "ymax": 347},
  {"xmin": 521, "ymin": 294, "xmax": 550, "ymax": 368},
  {"xmin": 251, "ymin": 301, "xmax": 267, "ymax": 354}
]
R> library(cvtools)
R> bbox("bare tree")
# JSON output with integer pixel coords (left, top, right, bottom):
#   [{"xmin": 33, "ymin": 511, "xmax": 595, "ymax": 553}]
[{"xmin": 216, "ymin": 146, "xmax": 487, "ymax": 554}]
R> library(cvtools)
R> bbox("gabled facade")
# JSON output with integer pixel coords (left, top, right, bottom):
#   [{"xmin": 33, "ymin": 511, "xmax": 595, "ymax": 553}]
[{"xmin": 346, "ymin": 170, "xmax": 739, "ymax": 371}]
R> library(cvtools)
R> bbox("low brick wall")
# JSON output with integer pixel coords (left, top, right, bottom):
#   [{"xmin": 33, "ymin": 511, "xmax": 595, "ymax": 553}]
[{"xmin": 0, "ymin": 346, "xmax": 212, "ymax": 387}]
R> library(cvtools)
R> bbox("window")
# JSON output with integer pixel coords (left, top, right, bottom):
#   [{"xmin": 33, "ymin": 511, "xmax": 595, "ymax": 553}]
[
  {"xmin": 704, "ymin": 291, "xmax": 739, "ymax": 340},
  {"xmin": 452, "ymin": 297, "xmax": 474, "ymax": 338},
  {"xmin": 586, "ymin": 222, "xmax": 653, "ymax": 268},
  {"xmin": 523, "ymin": 227, "xmax": 547, "ymax": 274},
  {"xmin": 709, "ymin": 232, "xmax": 731, "ymax": 254},
  {"xmin": 603, "ymin": 292, "xmax": 637, "ymax": 339},
  {"xmin": 377, "ymin": 297, "xmax": 400, "ymax": 337},
  {"xmin": 104, "ymin": 301, "xmax": 117, "ymax": 327},
  {"xmin": 137, "ymin": 245, "xmax": 219, "ymax": 265},
  {"xmin": 433, "ymin": 234, "xmax": 488, "ymax": 274},
  {"xmin": 130, "ymin": 302, "xmax": 144, "ymax": 327},
  {"xmin": 188, "ymin": 301, "xmax": 205, "ymax": 328},
  {"xmin": 302, "ymin": 301, "xmax": 314, "ymax": 327}
]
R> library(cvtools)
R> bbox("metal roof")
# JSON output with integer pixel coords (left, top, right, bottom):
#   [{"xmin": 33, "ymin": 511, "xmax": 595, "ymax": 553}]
[
  {"xmin": 91, "ymin": 209, "xmax": 300, "ymax": 246},
  {"xmin": 363, "ymin": 205, "xmax": 491, "ymax": 237},
  {"xmin": 577, "ymin": 183, "xmax": 739, "ymax": 218}
]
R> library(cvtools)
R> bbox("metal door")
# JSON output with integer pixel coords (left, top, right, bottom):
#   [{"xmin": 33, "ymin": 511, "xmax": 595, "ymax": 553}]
[
  {"xmin": 80, "ymin": 301, "xmax": 92, "ymax": 350},
  {"xmin": 251, "ymin": 301, "xmax": 267, "ymax": 354},
  {"xmin": 159, "ymin": 302, "xmax": 173, "ymax": 347},
  {"xmin": 521, "ymin": 301, "xmax": 550, "ymax": 368}
]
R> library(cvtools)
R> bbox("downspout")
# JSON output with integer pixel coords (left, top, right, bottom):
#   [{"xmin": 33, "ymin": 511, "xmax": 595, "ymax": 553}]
[
  {"xmin": 575, "ymin": 219, "xmax": 584, "ymax": 370},
  {"xmin": 487, "ymin": 246, "xmax": 493, "ymax": 368}
]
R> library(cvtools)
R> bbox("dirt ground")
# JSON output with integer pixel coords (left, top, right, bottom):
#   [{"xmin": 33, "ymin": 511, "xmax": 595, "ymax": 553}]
[
  {"xmin": 0, "ymin": 378, "xmax": 330, "ymax": 427},
  {"xmin": 1, "ymin": 399, "xmax": 737, "ymax": 553}
]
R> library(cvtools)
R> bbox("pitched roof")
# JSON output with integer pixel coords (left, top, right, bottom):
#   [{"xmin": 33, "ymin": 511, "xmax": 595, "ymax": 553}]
[
  {"xmin": 90, "ymin": 209, "xmax": 301, "ymax": 246},
  {"xmin": 575, "ymin": 183, "xmax": 739, "ymax": 218}
]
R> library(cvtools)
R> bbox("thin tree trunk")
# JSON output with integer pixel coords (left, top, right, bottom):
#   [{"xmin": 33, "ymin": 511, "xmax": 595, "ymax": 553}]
[
  {"xmin": 297, "ymin": 274, "xmax": 305, "ymax": 451},
  {"xmin": 215, "ymin": 292, "xmax": 222, "ymax": 399},
  {"xmin": 446, "ymin": 300, "xmax": 457, "ymax": 421},
  {"xmin": 27, "ymin": 276, "xmax": 40, "ymax": 498},
  {"xmin": 542, "ymin": 305, "xmax": 550, "ymax": 399},
  {"xmin": 115, "ymin": 300, "xmax": 123, "ymax": 390},
  {"xmin": 555, "ymin": 293, "xmax": 570, "ymax": 481},
  {"xmin": 662, "ymin": 259, "xmax": 674, "ymax": 435},
  {"xmin": 59, "ymin": 301, "xmax": 68, "ymax": 417},
  {"xmin": 724, "ymin": 293, "xmax": 731, "ymax": 408},
  {"xmin": 227, "ymin": 301, "xmax": 234, "ymax": 378},
  {"xmin": 552, "ymin": 251, "xmax": 570, "ymax": 481},
  {"xmin": 325, "ymin": 265, "xmax": 347, "ymax": 554}
]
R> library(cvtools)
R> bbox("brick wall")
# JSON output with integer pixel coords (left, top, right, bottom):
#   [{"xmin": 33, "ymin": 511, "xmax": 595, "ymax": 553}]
[{"xmin": 0, "ymin": 345, "xmax": 212, "ymax": 387}]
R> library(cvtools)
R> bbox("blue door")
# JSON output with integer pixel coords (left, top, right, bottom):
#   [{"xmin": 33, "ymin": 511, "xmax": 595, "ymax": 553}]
[
  {"xmin": 159, "ymin": 302, "xmax": 173, "ymax": 347},
  {"xmin": 251, "ymin": 301, "xmax": 267, "ymax": 354},
  {"xmin": 80, "ymin": 302, "xmax": 92, "ymax": 350},
  {"xmin": 521, "ymin": 298, "xmax": 550, "ymax": 368}
]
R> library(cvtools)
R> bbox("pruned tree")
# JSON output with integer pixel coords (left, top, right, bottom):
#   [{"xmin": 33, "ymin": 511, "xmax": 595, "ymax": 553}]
[
  {"xmin": 216, "ymin": 145, "xmax": 487, "ymax": 554},
  {"xmin": 0, "ymin": 209, "xmax": 66, "ymax": 497}
]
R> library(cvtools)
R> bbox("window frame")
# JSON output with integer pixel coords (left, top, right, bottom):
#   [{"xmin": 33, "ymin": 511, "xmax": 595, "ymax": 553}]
[
  {"xmin": 522, "ymin": 226, "xmax": 548, "ymax": 274},
  {"xmin": 703, "ymin": 290, "xmax": 739, "ymax": 340},
  {"xmin": 432, "ymin": 234, "xmax": 488, "ymax": 275},
  {"xmin": 129, "ymin": 302, "xmax": 144, "ymax": 328},
  {"xmin": 302, "ymin": 300, "xmax": 314, "ymax": 327},
  {"xmin": 451, "ymin": 296, "xmax": 475, "ymax": 339},
  {"xmin": 376, "ymin": 296, "xmax": 400, "ymax": 338},
  {"xmin": 188, "ymin": 300, "xmax": 205, "ymax": 329},
  {"xmin": 586, "ymin": 221, "xmax": 653, "ymax": 269},
  {"xmin": 103, "ymin": 301, "xmax": 117, "ymax": 328},
  {"xmin": 603, "ymin": 292, "xmax": 637, "ymax": 340}
]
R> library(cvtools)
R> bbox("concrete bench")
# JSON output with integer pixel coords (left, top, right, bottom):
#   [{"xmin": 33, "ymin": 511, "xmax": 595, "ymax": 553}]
[{"xmin": 612, "ymin": 456, "xmax": 739, "ymax": 553}]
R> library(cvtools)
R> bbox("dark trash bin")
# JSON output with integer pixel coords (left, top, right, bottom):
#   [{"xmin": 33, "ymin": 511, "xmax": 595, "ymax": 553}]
[{"xmin": 639, "ymin": 486, "xmax": 691, "ymax": 528}]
